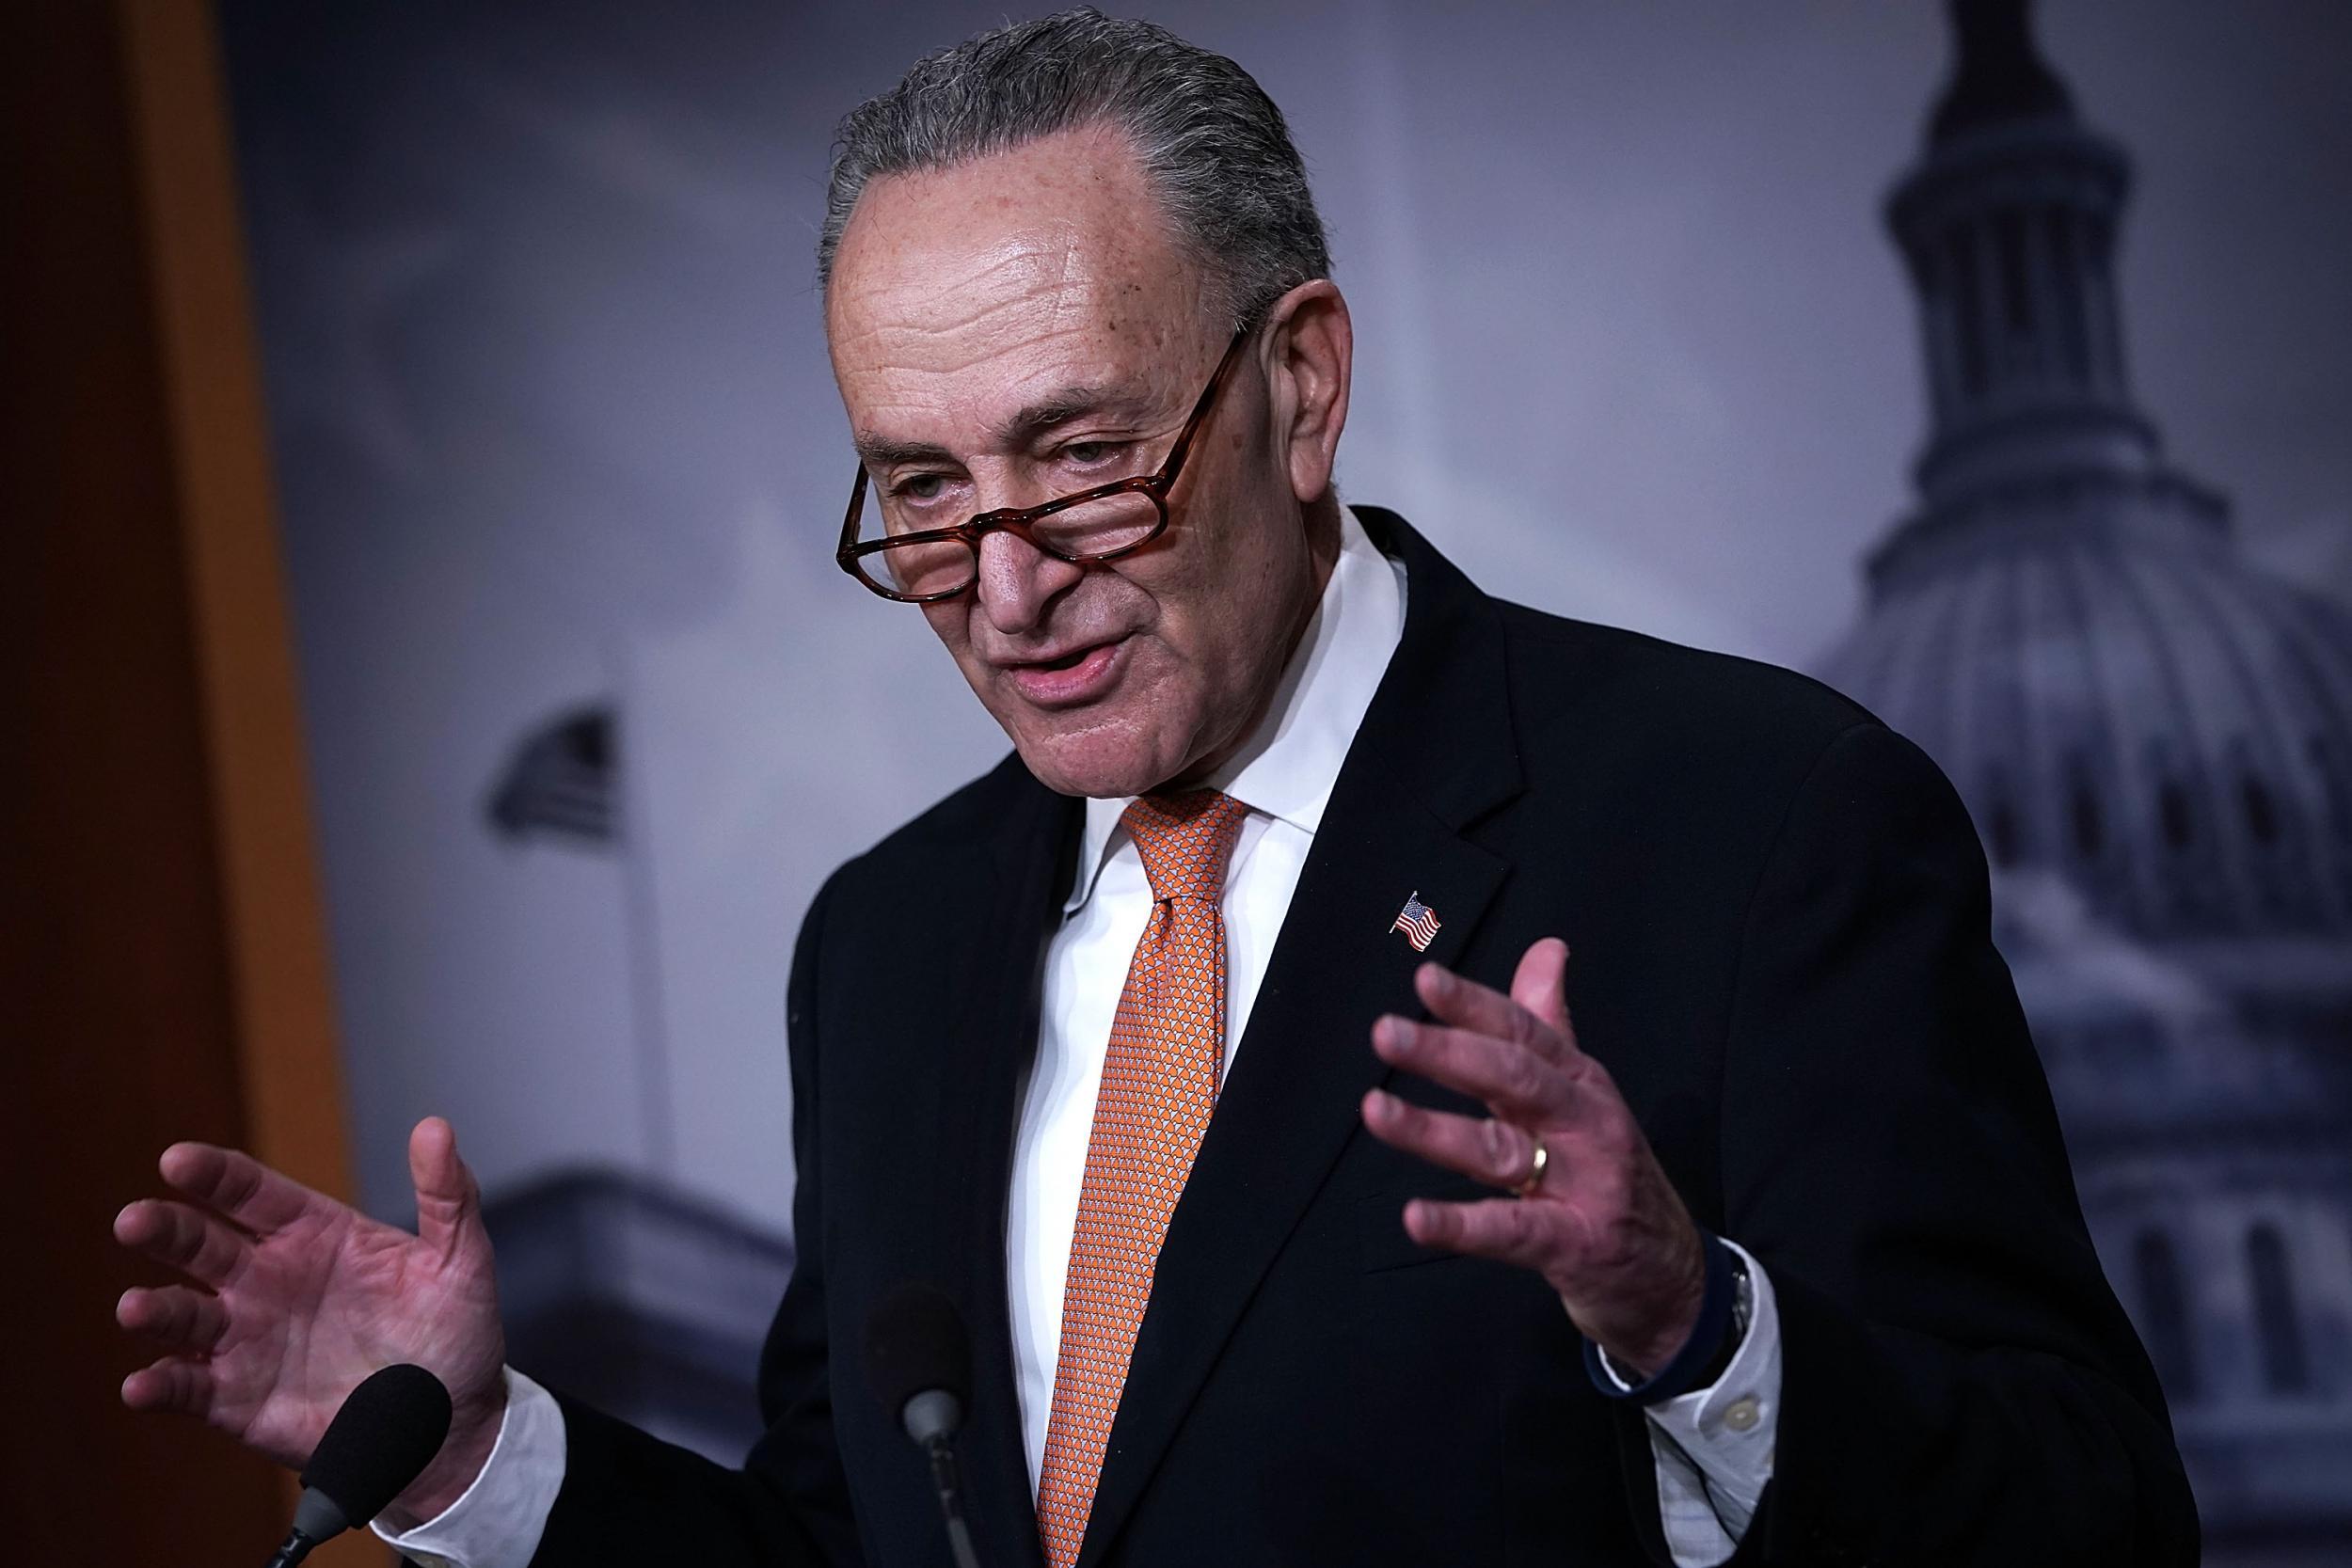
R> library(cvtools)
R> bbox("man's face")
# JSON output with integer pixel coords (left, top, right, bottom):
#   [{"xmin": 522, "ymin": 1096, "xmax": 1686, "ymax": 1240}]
[{"xmin": 825, "ymin": 125, "xmax": 1337, "ymax": 798}]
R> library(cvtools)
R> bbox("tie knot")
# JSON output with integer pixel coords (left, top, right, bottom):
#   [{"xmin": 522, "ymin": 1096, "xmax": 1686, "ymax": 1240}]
[{"xmin": 1120, "ymin": 789, "xmax": 1248, "ymax": 904}]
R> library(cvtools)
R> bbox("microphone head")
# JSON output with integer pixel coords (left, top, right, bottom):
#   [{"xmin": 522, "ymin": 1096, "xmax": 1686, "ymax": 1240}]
[
  {"xmin": 298, "ymin": 1363, "xmax": 453, "ymax": 1527},
  {"xmin": 863, "ymin": 1281, "xmax": 971, "ymax": 1442}
]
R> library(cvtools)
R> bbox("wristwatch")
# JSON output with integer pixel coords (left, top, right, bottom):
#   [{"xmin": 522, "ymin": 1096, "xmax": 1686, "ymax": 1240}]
[
  {"xmin": 1692, "ymin": 1243, "xmax": 1753, "ymax": 1390},
  {"xmin": 1585, "ymin": 1233, "xmax": 1756, "ymax": 1404}
]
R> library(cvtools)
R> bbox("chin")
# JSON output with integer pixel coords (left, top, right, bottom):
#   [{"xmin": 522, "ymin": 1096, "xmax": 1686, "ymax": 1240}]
[
  {"xmin": 1009, "ymin": 713, "xmax": 1185, "ymax": 800},
  {"xmin": 1015, "ymin": 746, "xmax": 1165, "ymax": 800}
]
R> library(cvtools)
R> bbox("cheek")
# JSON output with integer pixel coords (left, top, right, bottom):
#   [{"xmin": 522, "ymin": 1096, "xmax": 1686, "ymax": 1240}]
[
  {"xmin": 921, "ymin": 603, "xmax": 1006, "ymax": 704},
  {"xmin": 1119, "ymin": 573, "xmax": 1278, "ymax": 749},
  {"xmin": 920, "ymin": 601, "xmax": 973, "ymax": 657},
  {"xmin": 1179, "ymin": 517, "xmax": 1299, "ymax": 655}
]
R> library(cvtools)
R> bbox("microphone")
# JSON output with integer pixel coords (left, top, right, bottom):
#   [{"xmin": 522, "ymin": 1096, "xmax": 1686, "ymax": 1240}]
[
  {"xmin": 864, "ymin": 1282, "xmax": 982, "ymax": 1568},
  {"xmin": 263, "ymin": 1363, "xmax": 453, "ymax": 1567}
]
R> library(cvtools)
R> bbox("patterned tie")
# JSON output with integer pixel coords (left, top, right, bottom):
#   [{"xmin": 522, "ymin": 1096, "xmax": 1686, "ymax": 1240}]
[{"xmin": 1035, "ymin": 788, "xmax": 1249, "ymax": 1568}]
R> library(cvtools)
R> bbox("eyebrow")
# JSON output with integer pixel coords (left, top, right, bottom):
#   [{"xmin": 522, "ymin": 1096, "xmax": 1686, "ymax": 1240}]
[{"xmin": 852, "ymin": 382, "xmax": 1162, "ymax": 470}]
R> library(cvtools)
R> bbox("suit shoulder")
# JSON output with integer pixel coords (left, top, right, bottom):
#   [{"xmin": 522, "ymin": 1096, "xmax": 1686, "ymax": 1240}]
[
  {"xmin": 1493, "ymin": 598, "xmax": 1882, "ymax": 763},
  {"xmin": 838, "ymin": 750, "xmax": 1039, "ymax": 879}
]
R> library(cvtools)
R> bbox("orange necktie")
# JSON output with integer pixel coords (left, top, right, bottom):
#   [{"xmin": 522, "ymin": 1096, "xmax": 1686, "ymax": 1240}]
[{"xmin": 1035, "ymin": 788, "xmax": 1248, "ymax": 1568}]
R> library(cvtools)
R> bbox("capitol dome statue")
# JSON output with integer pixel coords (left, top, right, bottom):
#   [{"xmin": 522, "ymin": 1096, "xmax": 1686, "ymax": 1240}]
[{"xmin": 1820, "ymin": 0, "xmax": 2352, "ymax": 1551}]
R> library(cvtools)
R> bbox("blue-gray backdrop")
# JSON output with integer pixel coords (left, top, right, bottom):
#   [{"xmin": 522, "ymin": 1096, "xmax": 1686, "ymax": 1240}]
[{"xmin": 217, "ymin": 3, "xmax": 2352, "ymax": 1557}]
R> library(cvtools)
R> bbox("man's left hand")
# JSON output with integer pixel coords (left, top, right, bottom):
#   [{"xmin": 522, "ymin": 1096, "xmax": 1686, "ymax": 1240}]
[{"xmin": 1360, "ymin": 938, "xmax": 1708, "ymax": 1378}]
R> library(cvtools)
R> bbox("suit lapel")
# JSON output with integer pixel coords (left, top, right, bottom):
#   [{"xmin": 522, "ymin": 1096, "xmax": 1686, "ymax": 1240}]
[
  {"xmin": 1073, "ymin": 511, "xmax": 1525, "ymax": 1566},
  {"xmin": 919, "ymin": 768, "xmax": 1076, "ymax": 1568}
]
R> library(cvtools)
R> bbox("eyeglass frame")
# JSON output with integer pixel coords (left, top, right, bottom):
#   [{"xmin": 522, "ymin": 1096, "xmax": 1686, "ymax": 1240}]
[{"xmin": 834, "ymin": 322, "xmax": 1256, "ymax": 603}]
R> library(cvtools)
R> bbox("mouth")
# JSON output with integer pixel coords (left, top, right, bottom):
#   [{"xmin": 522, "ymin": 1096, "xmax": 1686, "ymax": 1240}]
[{"xmin": 1000, "ymin": 636, "xmax": 1130, "ymax": 708}]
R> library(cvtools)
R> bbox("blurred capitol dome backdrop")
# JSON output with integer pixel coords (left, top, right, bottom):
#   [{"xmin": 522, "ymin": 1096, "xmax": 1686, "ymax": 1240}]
[
  {"xmin": 215, "ymin": 0, "xmax": 2351, "ymax": 1554},
  {"xmin": 1818, "ymin": 2, "xmax": 2351, "ymax": 1544}
]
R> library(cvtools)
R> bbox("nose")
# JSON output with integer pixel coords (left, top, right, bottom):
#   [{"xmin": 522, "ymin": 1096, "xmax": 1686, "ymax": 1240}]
[{"xmin": 973, "ymin": 522, "xmax": 1083, "ymax": 638}]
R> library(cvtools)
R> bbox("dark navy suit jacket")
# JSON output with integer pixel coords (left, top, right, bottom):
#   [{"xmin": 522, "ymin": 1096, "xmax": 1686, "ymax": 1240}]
[{"xmin": 532, "ymin": 509, "xmax": 2196, "ymax": 1566}]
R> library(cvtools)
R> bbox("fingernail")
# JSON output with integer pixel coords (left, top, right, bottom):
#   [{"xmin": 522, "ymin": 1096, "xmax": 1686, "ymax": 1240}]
[{"xmin": 1387, "ymin": 1017, "xmax": 1416, "ymax": 1049}]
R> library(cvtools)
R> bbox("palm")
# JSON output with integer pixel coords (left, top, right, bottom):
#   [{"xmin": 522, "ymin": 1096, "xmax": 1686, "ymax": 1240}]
[
  {"xmin": 215, "ymin": 1201, "xmax": 501, "ymax": 1466},
  {"xmin": 1360, "ymin": 940, "xmax": 1709, "ymax": 1376},
  {"xmin": 115, "ymin": 1119, "xmax": 505, "ymax": 1472}
]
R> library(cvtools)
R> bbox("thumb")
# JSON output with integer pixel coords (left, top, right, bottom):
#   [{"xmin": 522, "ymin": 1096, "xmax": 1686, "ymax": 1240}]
[
  {"xmin": 409, "ymin": 1116, "xmax": 486, "ymax": 1260},
  {"xmin": 1509, "ymin": 937, "xmax": 1571, "ymax": 1036}
]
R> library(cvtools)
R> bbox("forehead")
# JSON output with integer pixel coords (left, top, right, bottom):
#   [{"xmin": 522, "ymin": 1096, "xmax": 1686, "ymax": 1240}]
[{"xmin": 824, "ymin": 124, "xmax": 1208, "ymax": 386}]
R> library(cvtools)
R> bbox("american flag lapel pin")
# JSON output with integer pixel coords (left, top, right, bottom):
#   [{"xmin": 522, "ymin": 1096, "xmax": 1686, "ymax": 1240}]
[{"xmin": 1390, "ymin": 891, "xmax": 1441, "ymax": 953}]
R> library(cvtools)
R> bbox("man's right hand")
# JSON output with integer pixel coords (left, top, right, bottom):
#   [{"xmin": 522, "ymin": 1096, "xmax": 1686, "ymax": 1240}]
[{"xmin": 114, "ymin": 1116, "xmax": 510, "ymax": 1528}]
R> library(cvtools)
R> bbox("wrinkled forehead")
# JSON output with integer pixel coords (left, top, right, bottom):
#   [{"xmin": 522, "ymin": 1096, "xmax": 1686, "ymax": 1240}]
[{"xmin": 823, "ymin": 126, "xmax": 1211, "ymax": 386}]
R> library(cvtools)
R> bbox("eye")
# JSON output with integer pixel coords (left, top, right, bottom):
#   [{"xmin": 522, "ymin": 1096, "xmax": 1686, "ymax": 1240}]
[
  {"xmin": 891, "ymin": 472, "xmax": 949, "ymax": 502},
  {"xmin": 1060, "ymin": 439, "xmax": 1130, "ymax": 469}
]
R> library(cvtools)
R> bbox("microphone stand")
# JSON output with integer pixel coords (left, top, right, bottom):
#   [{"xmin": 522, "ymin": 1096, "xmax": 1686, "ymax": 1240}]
[
  {"xmin": 262, "ymin": 1528, "xmax": 322, "ymax": 1568},
  {"xmin": 923, "ymin": 1435, "xmax": 983, "ymax": 1568},
  {"xmin": 262, "ymin": 1482, "xmax": 357, "ymax": 1566}
]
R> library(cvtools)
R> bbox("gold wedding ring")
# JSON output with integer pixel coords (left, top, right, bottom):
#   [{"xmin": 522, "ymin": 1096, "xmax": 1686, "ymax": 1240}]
[{"xmin": 1516, "ymin": 1134, "xmax": 1549, "ymax": 1198}]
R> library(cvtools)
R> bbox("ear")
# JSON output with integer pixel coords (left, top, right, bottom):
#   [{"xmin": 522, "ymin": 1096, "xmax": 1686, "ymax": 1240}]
[{"xmin": 1260, "ymin": 280, "xmax": 1353, "ymax": 508}]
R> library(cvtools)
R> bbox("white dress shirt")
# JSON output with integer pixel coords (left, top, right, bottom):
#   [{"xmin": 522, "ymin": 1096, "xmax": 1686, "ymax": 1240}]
[{"xmin": 386, "ymin": 506, "xmax": 1781, "ymax": 1568}]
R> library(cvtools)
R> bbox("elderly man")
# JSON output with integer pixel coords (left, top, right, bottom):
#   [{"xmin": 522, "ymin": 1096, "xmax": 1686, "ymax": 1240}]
[{"xmin": 115, "ymin": 11, "xmax": 2196, "ymax": 1566}]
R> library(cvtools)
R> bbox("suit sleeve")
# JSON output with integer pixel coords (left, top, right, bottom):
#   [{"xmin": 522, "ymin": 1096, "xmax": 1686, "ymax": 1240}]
[
  {"xmin": 527, "ymin": 870, "xmax": 865, "ymax": 1567},
  {"xmin": 1647, "ymin": 721, "xmax": 2197, "ymax": 1565}
]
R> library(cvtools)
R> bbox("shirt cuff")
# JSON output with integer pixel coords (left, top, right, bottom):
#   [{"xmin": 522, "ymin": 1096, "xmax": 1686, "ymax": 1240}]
[
  {"xmin": 374, "ymin": 1367, "xmax": 566, "ymax": 1568},
  {"xmin": 1600, "ymin": 1240, "xmax": 1782, "ymax": 1567}
]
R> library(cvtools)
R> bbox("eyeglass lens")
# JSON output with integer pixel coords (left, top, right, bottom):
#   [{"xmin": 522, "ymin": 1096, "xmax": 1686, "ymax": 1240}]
[{"xmin": 863, "ymin": 487, "xmax": 1163, "ymax": 597}]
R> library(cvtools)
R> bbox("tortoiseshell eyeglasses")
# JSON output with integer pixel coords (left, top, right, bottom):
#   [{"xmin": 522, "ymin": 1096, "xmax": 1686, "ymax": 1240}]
[{"xmin": 835, "ymin": 325, "xmax": 1254, "ymax": 603}]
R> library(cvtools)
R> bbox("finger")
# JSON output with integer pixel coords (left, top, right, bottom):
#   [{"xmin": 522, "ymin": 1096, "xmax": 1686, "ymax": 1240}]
[
  {"xmin": 1372, "ymin": 1015, "xmax": 1576, "ymax": 1124},
  {"xmin": 1362, "ymin": 1089, "xmax": 1545, "ymax": 1192},
  {"xmin": 1403, "ymin": 1193, "xmax": 1556, "ymax": 1274},
  {"xmin": 116, "ymin": 1284, "xmax": 230, "ymax": 1353},
  {"xmin": 113, "ymin": 1198, "xmax": 252, "ymax": 1289},
  {"xmin": 120, "ymin": 1355, "xmax": 216, "ymax": 1418},
  {"xmin": 1508, "ymin": 938, "xmax": 1576, "ymax": 1043},
  {"xmin": 158, "ymin": 1142, "xmax": 319, "ymax": 1237},
  {"xmin": 409, "ymin": 1117, "xmax": 486, "ymax": 1262},
  {"xmin": 1414, "ymin": 961, "xmax": 1570, "ymax": 1066}
]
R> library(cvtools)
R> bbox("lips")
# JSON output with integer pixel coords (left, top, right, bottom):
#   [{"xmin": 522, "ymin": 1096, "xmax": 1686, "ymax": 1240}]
[{"xmin": 1000, "ymin": 636, "xmax": 1129, "ymax": 707}]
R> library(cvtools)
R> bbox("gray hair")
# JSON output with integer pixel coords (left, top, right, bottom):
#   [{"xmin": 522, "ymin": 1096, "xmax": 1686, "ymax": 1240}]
[{"xmin": 818, "ymin": 8, "xmax": 1331, "ymax": 331}]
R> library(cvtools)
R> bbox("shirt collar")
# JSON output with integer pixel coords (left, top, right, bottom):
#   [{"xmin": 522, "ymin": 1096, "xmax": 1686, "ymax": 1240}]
[{"xmin": 1062, "ymin": 504, "xmax": 1408, "ymax": 915}]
